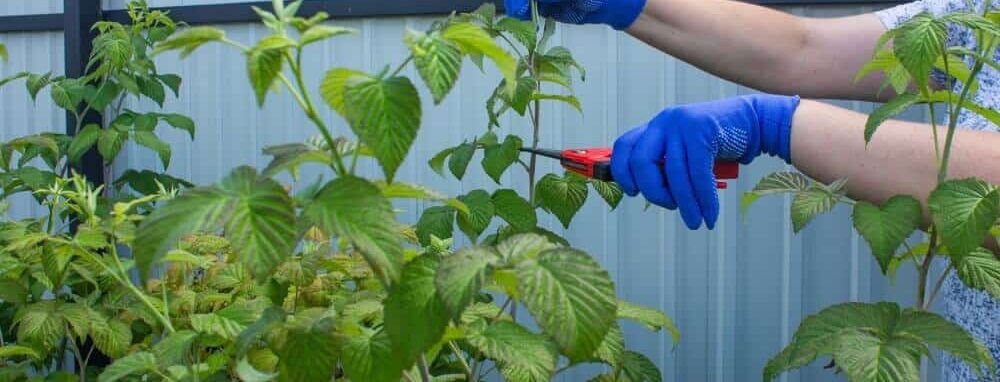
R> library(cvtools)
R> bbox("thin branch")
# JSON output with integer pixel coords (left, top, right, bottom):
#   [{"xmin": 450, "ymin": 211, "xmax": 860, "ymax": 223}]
[
  {"xmin": 448, "ymin": 341, "xmax": 474, "ymax": 382},
  {"xmin": 924, "ymin": 264, "xmax": 954, "ymax": 310},
  {"xmin": 417, "ymin": 355, "xmax": 433, "ymax": 382}
]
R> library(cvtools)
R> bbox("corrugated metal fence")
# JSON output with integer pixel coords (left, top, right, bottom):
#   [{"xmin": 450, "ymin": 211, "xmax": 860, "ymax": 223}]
[{"xmin": 0, "ymin": 1, "xmax": 946, "ymax": 381}]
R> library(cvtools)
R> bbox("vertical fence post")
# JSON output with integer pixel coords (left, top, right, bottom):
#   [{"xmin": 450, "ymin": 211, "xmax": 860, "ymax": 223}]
[{"xmin": 64, "ymin": 0, "xmax": 104, "ymax": 185}]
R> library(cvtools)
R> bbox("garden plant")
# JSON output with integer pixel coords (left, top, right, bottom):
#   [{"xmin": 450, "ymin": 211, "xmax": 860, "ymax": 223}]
[
  {"xmin": 0, "ymin": 1, "xmax": 677, "ymax": 381},
  {"xmin": 742, "ymin": 3, "xmax": 1000, "ymax": 381}
]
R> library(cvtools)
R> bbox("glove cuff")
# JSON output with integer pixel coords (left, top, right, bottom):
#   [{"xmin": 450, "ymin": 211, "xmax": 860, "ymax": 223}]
[
  {"xmin": 750, "ymin": 94, "xmax": 800, "ymax": 164},
  {"xmin": 590, "ymin": 0, "xmax": 647, "ymax": 30}
]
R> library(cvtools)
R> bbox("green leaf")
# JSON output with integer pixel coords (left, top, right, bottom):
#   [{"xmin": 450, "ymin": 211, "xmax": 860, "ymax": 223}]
[
  {"xmin": 531, "ymin": 93, "xmax": 582, "ymax": 113},
  {"xmin": 492, "ymin": 189, "xmax": 537, "ymax": 231},
  {"xmin": 456, "ymin": 190, "xmax": 495, "ymax": 241},
  {"xmin": 113, "ymin": 169, "xmax": 193, "ymax": 195},
  {"xmin": 742, "ymin": 172, "xmax": 811, "ymax": 215},
  {"xmin": 385, "ymin": 255, "xmax": 450, "ymax": 368},
  {"xmin": 340, "ymin": 329, "xmax": 401, "ymax": 382},
  {"xmin": 594, "ymin": 322, "xmax": 625, "ymax": 367},
  {"xmin": 497, "ymin": 233, "xmax": 559, "ymax": 263},
  {"xmin": 435, "ymin": 246, "xmax": 499, "ymax": 319},
  {"xmin": 621, "ymin": 351, "xmax": 662, "ymax": 382},
  {"xmin": 852, "ymin": 195, "xmax": 923, "ymax": 273},
  {"xmin": 466, "ymin": 321, "xmax": 558, "ymax": 381},
  {"xmin": 319, "ymin": 67, "xmax": 366, "ymax": 115},
  {"xmin": 15, "ymin": 300, "xmax": 65, "ymax": 349},
  {"xmin": 92, "ymin": 318, "xmax": 132, "ymax": 358},
  {"xmin": 68, "ymin": 124, "xmax": 102, "ymax": 163},
  {"xmin": 157, "ymin": 74, "xmax": 182, "ymax": 97},
  {"xmin": 791, "ymin": 180, "xmax": 847, "ymax": 233},
  {"xmin": 306, "ymin": 176, "xmax": 403, "ymax": 283},
  {"xmin": 833, "ymin": 329, "xmax": 923, "ymax": 382},
  {"xmin": 134, "ymin": 131, "xmax": 171, "ymax": 169},
  {"xmin": 447, "ymin": 142, "xmax": 476, "ymax": 180},
  {"xmin": 376, "ymin": 181, "xmax": 469, "ymax": 215},
  {"xmin": 535, "ymin": 173, "xmax": 588, "ymax": 228},
  {"xmin": 98, "ymin": 352, "xmax": 157, "ymax": 382},
  {"xmin": 591, "ymin": 179, "xmax": 624, "ymax": 210},
  {"xmin": 866, "ymin": 93, "xmax": 920, "ymax": 143},
  {"xmin": 133, "ymin": 189, "xmax": 229, "ymax": 280},
  {"xmin": 618, "ymin": 300, "xmax": 680, "ymax": 345},
  {"xmin": 0, "ymin": 345, "xmax": 39, "ymax": 360},
  {"xmin": 153, "ymin": 330, "xmax": 198, "ymax": 367},
  {"xmin": 893, "ymin": 12, "xmax": 948, "ymax": 91},
  {"xmin": 429, "ymin": 146, "xmax": 456, "ymax": 176},
  {"xmin": 340, "ymin": 74, "xmax": 422, "ymax": 182},
  {"xmin": 482, "ymin": 135, "xmax": 522, "ymax": 183},
  {"xmin": 248, "ymin": 35, "xmax": 294, "ymax": 106},
  {"xmin": 415, "ymin": 206, "xmax": 456, "ymax": 246},
  {"xmin": 161, "ymin": 113, "xmax": 195, "ymax": 139},
  {"xmin": 25, "ymin": 73, "xmax": 52, "ymax": 101},
  {"xmin": 442, "ymin": 22, "xmax": 517, "ymax": 95},
  {"xmin": 896, "ymin": 308, "xmax": 995, "ymax": 377},
  {"xmin": 139, "ymin": 76, "xmax": 166, "ymax": 107},
  {"xmin": 954, "ymin": 247, "xmax": 1000, "ymax": 301},
  {"xmin": 496, "ymin": 17, "xmax": 537, "ymax": 51},
  {"xmin": 929, "ymin": 178, "xmax": 999, "ymax": 257},
  {"xmin": 0, "ymin": 44, "xmax": 6, "ymax": 63},
  {"xmin": 516, "ymin": 247, "xmax": 616, "ymax": 362},
  {"xmin": 278, "ymin": 317, "xmax": 339, "ymax": 382},
  {"xmin": 191, "ymin": 301, "xmax": 263, "ymax": 340},
  {"xmin": 50, "ymin": 79, "xmax": 85, "ymax": 111},
  {"xmin": 154, "ymin": 26, "xmax": 226, "ymax": 57},
  {"xmin": 97, "ymin": 128, "xmax": 126, "ymax": 162},
  {"xmin": 218, "ymin": 167, "xmax": 297, "ymax": 279},
  {"xmin": 237, "ymin": 358, "xmax": 277, "ymax": 382},
  {"xmin": 300, "ymin": 25, "xmax": 355, "ymax": 47},
  {"xmin": 543, "ymin": 46, "xmax": 586, "ymax": 81},
  {"xmin": 406, "ymin": 29, "xmax": 463, "ymax": 104}
]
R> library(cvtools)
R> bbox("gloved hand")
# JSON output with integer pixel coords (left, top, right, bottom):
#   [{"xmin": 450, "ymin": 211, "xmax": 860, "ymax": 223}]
[
  {"xmin": 611, "ymin": 94, "xmax": 801, "ymax": 229},
  {"xmin": 504, "ymin": 0, "xmax": 646, "ymax": 30}
]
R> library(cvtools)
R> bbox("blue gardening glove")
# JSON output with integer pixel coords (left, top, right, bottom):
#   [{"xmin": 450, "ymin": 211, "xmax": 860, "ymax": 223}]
[
  {"xmin": 611, "ymin": 94, "xmax": 801, "ymax": 230},
  {"xmin": 504, "ymin": 0, "xmax": 646, "ymax": 30}
]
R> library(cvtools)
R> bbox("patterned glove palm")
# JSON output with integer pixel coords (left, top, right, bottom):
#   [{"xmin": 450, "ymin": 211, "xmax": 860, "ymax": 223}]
[
  {"xmin": 504, "ymin": 0, "xmax": 646, "ymax": 30},
  {"xmin": 610, "ymin": 94, "xmax": 800, "ymax": 229}
]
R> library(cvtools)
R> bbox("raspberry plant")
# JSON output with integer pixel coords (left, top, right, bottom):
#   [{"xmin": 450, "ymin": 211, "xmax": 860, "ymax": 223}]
[{"xmin": 744, "ymin": 6, "xmax": 1000, "ymax": 381}]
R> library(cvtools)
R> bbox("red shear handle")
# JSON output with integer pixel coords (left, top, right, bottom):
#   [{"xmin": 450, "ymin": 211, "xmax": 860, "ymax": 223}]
[{"xmin": 559, "ymin": 147, "xmax": 740, "ymax": 189}]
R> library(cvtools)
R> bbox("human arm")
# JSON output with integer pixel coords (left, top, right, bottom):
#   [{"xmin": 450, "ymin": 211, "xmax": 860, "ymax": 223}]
[{"xmin": 625, "ymin": 1, "xmax": 889, "ymax": 101}]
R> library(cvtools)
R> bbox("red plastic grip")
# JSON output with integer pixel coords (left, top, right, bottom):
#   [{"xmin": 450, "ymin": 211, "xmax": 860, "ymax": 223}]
[{"xmin": 558, "ymin": 147, "xmax": 739, "ymax": 189}]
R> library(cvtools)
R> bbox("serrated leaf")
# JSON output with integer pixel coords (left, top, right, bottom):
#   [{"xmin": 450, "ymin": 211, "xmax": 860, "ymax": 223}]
[
  {"xmin": 416, "ymin": 206, "xmax": 456, "ymax": 246},
  {"xmin": 68, "ymin": 123, "xmax": 102, "ymax": 163},
  {"xmin": 893, "ymin": 12, "xmax": 948, "ymax": 91},
  {"xmin": 591, "ymin": 179, "xmax": 624, "ymax": 210},
  {"xmin": 319, "ymin": 67, "xmax": 366, "ymax": 115},
  {"xmin": 516, "ymin": 247, "xmax": 616, "ymax": 361},
  {"xmin": 113, "ymin": 169, "xmax": 193, "ymax": 195},
  {"xmin": 531, "ymin": 93, "xmax": 582, "ymax": 112},
  {"xmin": 442, "ymin": 22, "xmax": 517, "ymax": 95},
  {"xmin": 134, "ymin": 189, "xmax": 229, "ymax": 280},
  {"xmin": 791, "ymin": 181, "xmax": 847, "ymax": 233},
  {"xmin": 97, "ymin": 128, "xmax": 126, "ymax": 162},
  {"xmin": 497, "ymin": 233, "xmax": 559, "ymax": 263},
  {"xmin": 192, "ymin": 301, "xmax": 263, "ymax": 340},
  {"xmin": 834, "ymin": 329, "xmax": 923, "ymax": 382},
  {"xmin": 153, "ymin": 330, "xmax": 198, "ymax": 367},
  {"xmin": 340, "ymin": 329, "xmax": 401, "ymax": 382},
  {"xmin": 929, "ymin": 178, "xmax": 999, "ymax": 257},
  {"xmin": 15, "ymin": 300, "xmax": 65, "ymax": 349},
  {"xmin": 492, "ymin": 189, "xmax": 537, "ymax": 231},
  {"xmin": 618, "ymin": 300, "xmax": 679, "ymax": 345},
  {"xmin": 306, "ymin": 176, "xmax": 402, "ymax": 283},
  {"xmin": 92, "ymin": 318, "xmax": 132, "ymax": 358},
  {"xmin": 385, "ymin": 255, "xmax": 449, "ymax": 368},
  {"xmin": 406, "ymin": 29, "xmax": 463, "ymax": 104},
  {"xmin": 25, "ymin": 73, "xmax": 52, "ymax": 101},
  {"xmin": 376, "ymin": 181, "xmax": 468, "ymax": 215},
  {"xmin": 157, "ymin": 74, "xmax": 182, "ymax": 97},
  {"xmin": 535, "ymin": 173, "xmax": 588, "ymax": 228},
  {"xmin": 594, "ymin": 322, "xmax": 625, "ymax": 366},
  {"xmin": 248, "ymin": 35, "xmax": 294, "ymax": 106},
  {"xmin": 218, "ymin": 167, "xmax": 296, "ymax": 279},
  {"xmin": 134, "ymin": 131, "xmax": 171, "ymax": 169},
  {"xmin": 866, "ymin": 93, "xmax": 920, "ymax": 143},
  {"xmin": 436, "ymin": 247, "xmax": 498, "ymax": 319},
  {"xmin": 300, "ymin": 25, "xmax": 354, "ymax": 47},
  {"xmin": 622, "ymin": 351, "xmax": 662, "ymax": 382},
  {"xmin": 457, "ymin": 190, "xmax": 495, "ymax": 241},
  {"xmin": 897, "ymin": 308, "xmax": 995, "ymax": 377},
  {"xmin": 237, "ymin": 358, "xmax": 277, "ymax": 382},
  {"xmin": 954, "ymin": 247, "xmax": 1000, "ymax": 301},
  {"xmin": 0, "ymin": 345, "xmax": 39, "ymax": 360},
  {"xmin": 340, "ymin": 74, "xmax": 422, "ymax": 182},
  {"xmin": 161, "ymin": 113, "xmax": 195, "ymax": 139},
  {"xmin": 50, "ymin": 79, "xmax": 85, "ymax": 111},
  {"xmin": 139, "ymin": 76, "xmax": 166, "ymax": 107},
  {"xmin": 429, "ymin": 146, "xmax": 457, "ymax": 176},
  {"xmin": 278, "ymin": 317, "xmax": 339, "ymax": 382},
  {"xmin": 467, "ymin": 320, "xmax": 557, "ymax": 381},
  {"xmin": 482, "ymin": 135, "xmax": 522, "ymax": 183},
  {"xmin": 98, "ymin": 352, "xmax": 157, "ymax": 382},
  {"xmin": 852, "ymin": 195, "xmax": 923, "ymax": 273},
  {"xmin": 155, "ymin": 26, "xmax": 226, "ymax": 57}
]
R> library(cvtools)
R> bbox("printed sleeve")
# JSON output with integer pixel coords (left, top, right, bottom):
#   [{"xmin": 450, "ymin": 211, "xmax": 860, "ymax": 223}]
[{"xmin": 874, "ymin": 0, "xmax": 976, "ymax": 30}]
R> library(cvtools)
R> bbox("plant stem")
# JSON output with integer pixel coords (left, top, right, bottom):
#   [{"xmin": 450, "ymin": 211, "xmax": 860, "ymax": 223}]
[
  {"xmin": 918, "ymin": 228, "xmax": 939, "ymax": 309},
  {"xmin": 448, "ymin": 341, "xmax": 474, "ymax": 382},
  {"xmin": 82, "ymin": 245, "xmax": 175, "ymax": 333},
  {"xmin": 417, "ymin": 355, "xmax": 433, "ymax": 382},
  {"xmin": 924, "ymin": 264, "xmax": 954, "ymax": 310},
  {"xmin": 285, "ymin": 51, "xmax": 350, "ymax": 176},
  {"xmin": 389, "ymin": 55, "xmax": 414, "ymax": 78}
]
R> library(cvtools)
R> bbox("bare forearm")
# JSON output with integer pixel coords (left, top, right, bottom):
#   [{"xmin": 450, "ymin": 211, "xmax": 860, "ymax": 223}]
[
  {"xmin": 626, "ymin": 0, "xmax": 887, "ymax": 100},
  {"xmin": 791, "ymin": 100, "xmax": 1000, "ymax": 213}
]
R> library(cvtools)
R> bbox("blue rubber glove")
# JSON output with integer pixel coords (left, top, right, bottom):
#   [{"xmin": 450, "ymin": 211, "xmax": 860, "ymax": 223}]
[
  {"xmin": 611, "ymin": 94, "xmax": 800, "ymax": 230},
  {"xmin": 504, "ymin": 0, "xmax": 646, "ymax": 30}
]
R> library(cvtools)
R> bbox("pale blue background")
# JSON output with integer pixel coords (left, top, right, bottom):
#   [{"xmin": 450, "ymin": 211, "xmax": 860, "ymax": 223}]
[{"xmin": 0, "ymin": 1, "xmax": 946, "ymax": 381}]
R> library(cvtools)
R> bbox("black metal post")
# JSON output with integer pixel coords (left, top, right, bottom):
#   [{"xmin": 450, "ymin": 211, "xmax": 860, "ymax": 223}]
[{"xmin": 64, "ymin": 0, "xmax": 104, "ymax": 185}]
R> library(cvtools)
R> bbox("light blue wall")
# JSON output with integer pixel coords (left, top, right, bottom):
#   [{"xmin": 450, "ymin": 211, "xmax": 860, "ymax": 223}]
[{"xmin": 0, "ymin": 1, "xmax": 951, "ymax": 381}]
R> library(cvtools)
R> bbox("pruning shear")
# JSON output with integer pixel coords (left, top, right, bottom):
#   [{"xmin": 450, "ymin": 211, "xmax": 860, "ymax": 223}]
[{"xmin": 520, "ymin": 147, "xmax": 740, "ymax": 189}]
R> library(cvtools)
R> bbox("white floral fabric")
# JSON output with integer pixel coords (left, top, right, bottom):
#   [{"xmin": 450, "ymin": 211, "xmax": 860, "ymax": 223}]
[{"xmin": 876, "ymin": 1, "xmax": 1000, "ymax": 380}]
